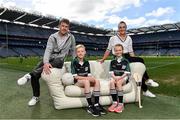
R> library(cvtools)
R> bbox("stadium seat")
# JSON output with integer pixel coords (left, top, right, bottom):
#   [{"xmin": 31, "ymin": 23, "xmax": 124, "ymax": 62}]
[
  {"xmin": 0, "ymin": 47, "xmax": 18, "ymax": 57},
  {"xmin": 12, "ymin": 47, "xmax": 37, "ymax": 56},
  {"xmin": 41, "ymin": 60, "xmax": 146, "ymax": 109},
  {"xmin": 167, "ymin": 48, "xmax": 180, "ymax": 56},
  {"xmin": 1, "ymin": 21, "xmax": 179, "ymax": 57}
]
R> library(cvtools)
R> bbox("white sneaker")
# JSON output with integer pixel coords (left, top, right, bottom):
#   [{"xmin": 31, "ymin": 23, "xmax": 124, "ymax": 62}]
[
  {"xmin": 143, "ymin": 90, "xmax": 156, "ymax": 98},
  {"xmin": 28, "ymin": 96, "xmax": 39, "ymax": 106},
  {"xmin": 17, "ymin": 73, "xmax": 31, "ymax": 85},
  {"xmin": 146, "ymin": 79, "xmax": 159, "ymax": 87}
]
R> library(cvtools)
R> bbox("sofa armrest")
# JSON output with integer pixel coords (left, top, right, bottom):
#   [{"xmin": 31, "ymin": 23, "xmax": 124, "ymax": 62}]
[{"xmin": 41, "ymin": 68, "xmax": 66, "ymax": 102}]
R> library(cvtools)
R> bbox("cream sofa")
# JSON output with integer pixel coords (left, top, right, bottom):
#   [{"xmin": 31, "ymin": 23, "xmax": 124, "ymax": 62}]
[{"xmin": 41, "ymin": 60, "xmax": 145, "ymax": 110}]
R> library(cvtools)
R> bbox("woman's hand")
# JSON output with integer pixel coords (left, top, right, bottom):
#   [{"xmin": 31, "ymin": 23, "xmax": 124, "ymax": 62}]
[
  {"xmin": 98, "ymin": 59, "xmax": 105, "ymax": 64},
  {"xmin": 99, "ymin": 50, "xmax": 110, "ymax": 64}
]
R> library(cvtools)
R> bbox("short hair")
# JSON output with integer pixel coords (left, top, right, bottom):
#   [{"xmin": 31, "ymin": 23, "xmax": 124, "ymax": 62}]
[
  {"xmin": 118, "ymin": 21, "xmax": 127, "ymax": 29},
  {"xmin": 59, "ymin": 18, "xmax": 70, "ymax": 25},
  {"xmin": 114, "ymin": 44, "xmax": 124, "ymax": 50},
  {"xmin": 76, "ymin": 44, "xmax": 86, "ymax": 51}
]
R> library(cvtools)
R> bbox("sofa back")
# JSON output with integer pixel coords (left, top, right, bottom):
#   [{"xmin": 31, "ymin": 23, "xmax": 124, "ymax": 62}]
[
  {"xmin": 64, "ymin": 60, "xmax": 146, "ymax": 80},
  {"xmin": 64, "ymin": 60, "xmax": 111, "ymax": 79}
]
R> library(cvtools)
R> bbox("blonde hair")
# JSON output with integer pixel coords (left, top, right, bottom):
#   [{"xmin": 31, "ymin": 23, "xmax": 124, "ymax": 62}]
[{"xmin": 76, "ymin": 44, "xmax": 86, "ymax": 51}]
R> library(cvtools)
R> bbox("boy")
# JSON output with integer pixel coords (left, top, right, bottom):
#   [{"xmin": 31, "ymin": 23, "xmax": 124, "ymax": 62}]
[
  {"xmin": 108, "ymin": 44, "xmax": 130, "ymax": 113},
  {"xmin": 71, "ymin": 44, "xmax": 106, "ymax": 117}
]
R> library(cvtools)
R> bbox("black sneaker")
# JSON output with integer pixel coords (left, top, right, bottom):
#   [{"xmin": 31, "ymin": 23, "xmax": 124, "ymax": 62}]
[
  {"xmin": 87, "ymin": 105, "xmax": 101, "ymax": 117},
  {"xmin": 94, "ymin": 104, "xmax": 107, "ymax": 115}
]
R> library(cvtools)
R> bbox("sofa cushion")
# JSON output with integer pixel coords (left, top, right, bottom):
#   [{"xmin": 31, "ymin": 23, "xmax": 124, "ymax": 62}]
[
  {"xmin": 62, "ymin": 73, "xmax": 74, "ymax": 86},
  {"xmin": 64, "ymin": 80, "xmax": 132, "ymax": 97}
]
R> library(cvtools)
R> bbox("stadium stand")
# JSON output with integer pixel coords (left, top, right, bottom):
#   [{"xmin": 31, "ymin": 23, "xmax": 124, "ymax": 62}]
[
  {"xmin": 0, "ymin": 20, "xmax": 110, "ymax": 57},
  {"xmin": 128, "ymin": 23, "xmax": 180, "ymax": 56},
  {"xmin": 0, "ymin": 7, "xmax": 180, "ymax": 57},
  {"xmin": 132, "ymin": 30, "xmax": 180, "ymax": 56},
  {"xmin": 0, "ymin": 47, "xmax": 18, "ymax": 57},
  {"xmin": 0, "ymin": 7, "xmax": 111, "ymax": 57}
]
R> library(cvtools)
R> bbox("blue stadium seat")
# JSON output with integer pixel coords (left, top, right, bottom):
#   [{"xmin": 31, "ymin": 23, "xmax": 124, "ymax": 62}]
[{"xmin": 0, "ymin": 21, "xmax": 179, "ymax": 57}]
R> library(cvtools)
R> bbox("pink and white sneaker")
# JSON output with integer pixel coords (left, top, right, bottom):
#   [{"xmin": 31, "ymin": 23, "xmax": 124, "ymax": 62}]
[
  {"xmin": 114, "ymin": 103, "xmax": 124, "ymax": 113},
  {"xmin": 108, "ymin": 102, "xmax": 118, "ymax": 112}
]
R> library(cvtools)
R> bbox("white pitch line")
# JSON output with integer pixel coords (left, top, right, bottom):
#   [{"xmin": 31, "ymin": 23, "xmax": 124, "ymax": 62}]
[{"xmin": 147, "ymin": 62, "xmax": 176, "ymax": 70}]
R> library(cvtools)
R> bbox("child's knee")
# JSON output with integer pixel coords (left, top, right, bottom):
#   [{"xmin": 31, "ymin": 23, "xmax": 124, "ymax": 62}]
[
  {"xmin": 110, "ymin": 79, "xmax": 115, "ymax": 85},
  {"xmin": 84, "ymin": 80, "xmax": 90, "ymax": 86},
  {"xmin": 95, "ymin": 79, "xmax": 100, "ymax": 84},
  {"xmin": 116, "ymin": 80, "xmax": 123, "ymax": 88}
]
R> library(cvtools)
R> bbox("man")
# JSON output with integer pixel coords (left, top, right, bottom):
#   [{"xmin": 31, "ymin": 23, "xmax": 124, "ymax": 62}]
[{"xmin": 17, "ymin": 18, "xmax": 76, "ymax": 106}]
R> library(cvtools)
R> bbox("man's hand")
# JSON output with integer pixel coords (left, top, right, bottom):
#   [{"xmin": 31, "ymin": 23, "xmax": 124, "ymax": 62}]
[{"xmin": 43, "ymin": 63, "xmax": 53, "ymax": 74}]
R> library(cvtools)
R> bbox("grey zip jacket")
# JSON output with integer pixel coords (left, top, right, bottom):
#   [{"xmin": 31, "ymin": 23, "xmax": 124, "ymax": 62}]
[{"xmin": 43, "ymin": 32, "xmax": 76, "ymax": 64}]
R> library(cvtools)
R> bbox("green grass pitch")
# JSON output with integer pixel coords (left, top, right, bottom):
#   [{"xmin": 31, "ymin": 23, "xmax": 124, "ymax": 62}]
[{"xmin": 0, "ymin": 56, "xmax": 180, "ymax": 119}]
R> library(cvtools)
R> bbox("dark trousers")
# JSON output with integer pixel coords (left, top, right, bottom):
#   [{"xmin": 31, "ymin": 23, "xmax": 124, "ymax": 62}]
[
  {"xmin": 29, "ymin": 61, "xmax": 44, "ymax": 97},
  {"xmin": 29, "ymin": 58, "xmax": 64, "ymax": 97},
  {"xmin": 124, "ymin": 54, "xmax": 149, "ymax": 92}
]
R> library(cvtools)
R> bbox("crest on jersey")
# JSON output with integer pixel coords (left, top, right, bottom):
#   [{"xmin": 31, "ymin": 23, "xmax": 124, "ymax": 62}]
[
  {"xmin": 122, "ymin": 65, "xmax": 126, "ymax": 69},
  {"xmin": 85, "ymin": 67, "xmax": 88, "ymax": 71}
]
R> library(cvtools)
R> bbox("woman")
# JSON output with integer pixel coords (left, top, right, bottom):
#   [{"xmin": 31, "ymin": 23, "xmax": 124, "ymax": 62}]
[{"xmin": 100, "ymin": 21, "xmax": 159, "ymax": 98}]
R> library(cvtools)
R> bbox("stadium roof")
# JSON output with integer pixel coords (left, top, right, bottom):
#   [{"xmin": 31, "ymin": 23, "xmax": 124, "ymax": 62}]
[
  {"xmin": 127, "ymin": 22, "xmax": 180, "ymax": 35},
  {"xmin": 0, "ymin": 7, "xmax": 110, "ymax": 35},
  {"xmin": 0, "ymin": 6, "xmax": 179, "ymax": 36}
]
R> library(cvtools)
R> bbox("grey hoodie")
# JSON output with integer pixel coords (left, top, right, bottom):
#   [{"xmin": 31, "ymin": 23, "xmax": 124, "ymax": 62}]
[{"xmin": 43, "ymin": 32, "xmax": 76, "ymax": 64}]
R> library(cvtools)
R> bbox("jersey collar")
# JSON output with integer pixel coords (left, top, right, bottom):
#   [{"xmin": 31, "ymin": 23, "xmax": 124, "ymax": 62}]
[
  {"xmin": 116, "ymin": 34, "xmax": 127, "ymax": 42},
  {"xmin": 74, "ymin": 57, "xmax": 87, "ymax": 63},
  {"xmin": 114, "ymin": 56, "xmax": 125, "ymax": 62}
]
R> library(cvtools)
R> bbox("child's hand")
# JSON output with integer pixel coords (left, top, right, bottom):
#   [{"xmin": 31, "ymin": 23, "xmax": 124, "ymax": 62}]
[
  {"xmin": 74, "ymin": 76, "xmax": 79, "ymax": 80},
  {"xmin": 87, "ymin": 76, "xmax": 95, "ymax": 81},
  {"xmin": 116, "ymin": 76, "xmax": 124, "ymax": 81},
  {"xmin": 114, "ymin": 76, "xmax": 120, "ymax": 81}
]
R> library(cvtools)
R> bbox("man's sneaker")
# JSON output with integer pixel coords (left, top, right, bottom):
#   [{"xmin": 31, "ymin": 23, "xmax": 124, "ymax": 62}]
[
  {"xmin": 108, "ymin": 102, "xmax": 118, "ymax": 112},
  {"xmin": 87, "ymin": 105, "xmax": 100, "ymax": 117},
  {"xmin": 143, "ymin": 90, "xmax": 156, "ymax": 98},
  {"xmin": 17, "ymin": 73, "xmax": 31, "ymax": 85},
  {"xmin": 94, "ymin": 104, "xmax": 107, "ymax": 115},
  {"xmin": 146, "ymin": 79, "xmax": 159, "ymax": 87},
  {"xmin": 114, "ymin": 103, "xmax": 124, "ymax": 113},
  {"xmin": 28, "ymin": 96, "xmax": 39, "ymax": 106}
]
